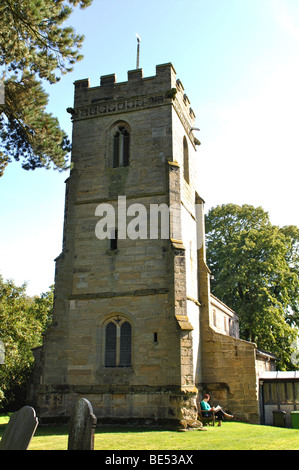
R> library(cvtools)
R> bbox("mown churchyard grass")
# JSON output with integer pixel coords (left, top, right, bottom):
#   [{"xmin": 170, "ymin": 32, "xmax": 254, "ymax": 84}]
[{"xmin": 1, "ymin": 415, "xmax": 299, "ymax": 450}]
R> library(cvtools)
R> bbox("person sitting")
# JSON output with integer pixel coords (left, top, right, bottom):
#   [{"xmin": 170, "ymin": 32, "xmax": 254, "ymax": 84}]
[{"xmin": 200, "ymin": 394, "xmax": 233, "ymax": 427}]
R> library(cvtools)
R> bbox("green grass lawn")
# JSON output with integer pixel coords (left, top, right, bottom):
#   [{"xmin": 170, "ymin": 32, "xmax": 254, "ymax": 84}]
[{"xmin": 1, "ymin": 414, "xmax": 299, "ymax": 450}]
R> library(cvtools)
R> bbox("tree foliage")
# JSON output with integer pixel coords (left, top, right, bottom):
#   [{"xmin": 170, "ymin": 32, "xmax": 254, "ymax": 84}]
[
  {"xmin": 0, "ymin": 0, "xmax": 93, "ymax": 176},
  {"xmin": 205, "ymin": 204, "xmax": 299, "ymax": 369},
  {"xmin": 0, "ymin": 276, "xmax": 54, "ymax": 410}
]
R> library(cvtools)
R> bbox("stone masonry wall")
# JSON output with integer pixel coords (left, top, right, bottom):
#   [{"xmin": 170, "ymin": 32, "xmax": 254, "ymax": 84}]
[
  {"xmin": 200, "ymin": 329, "xmax": 259, "ymax": 423},
  {"xmin": 197, "ymin": 214, "xmax": 260, "ymax": 423},
  {"xmin": 32, "ymin": 64, "xmax": 199, "ymax": 424},
  {"xmin": 30, "ymin": 62, "xmax": 266, "ymax": 425}
]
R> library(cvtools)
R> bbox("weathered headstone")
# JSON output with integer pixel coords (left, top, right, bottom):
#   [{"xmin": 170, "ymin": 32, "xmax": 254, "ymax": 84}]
[
  {"xmin": 0, "ymin": 406, "xmax": 38, "ymax": 450},
  {"xmin": 68, "ymin": 398, "xmax": 97, "ymax": 450}
]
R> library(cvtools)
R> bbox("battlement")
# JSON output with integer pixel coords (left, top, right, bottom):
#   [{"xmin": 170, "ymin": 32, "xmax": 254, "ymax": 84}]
[
  {"xmin": 71, "ymin": 63, "xmax": 196, "ymax": 126},
  {"xmin": 74, "ymin": 63, "xmax": 176, "ymax": 94}
]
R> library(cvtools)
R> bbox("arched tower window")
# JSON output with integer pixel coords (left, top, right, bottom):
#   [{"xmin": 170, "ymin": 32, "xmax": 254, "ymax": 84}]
[
  {"xmin": 183, "ymin": 136, "xmax": 189, "ymax": 184},
  {"xmin": 112, "ymin": 124, "xmax": 130, "ymax": 168},
  {"xmin": 105, "ymin": 317, "xmax": 132, "ymax": 367}
]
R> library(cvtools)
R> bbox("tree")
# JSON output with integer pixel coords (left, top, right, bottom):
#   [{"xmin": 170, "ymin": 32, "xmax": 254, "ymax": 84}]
[
  {"xmin": 0, "ymin": 276, "xmax": 54, "ymax": 410},
  {"xmin": 28, "ymin": 285, "xmax": 54, "ymax": 332},
  {"xmin": 0, "ymin": 0, "xmax": 93, "ymax": 176},
  {"xmin": 205, "ymin": 204, "xmax": 299, "ymax": 369}
]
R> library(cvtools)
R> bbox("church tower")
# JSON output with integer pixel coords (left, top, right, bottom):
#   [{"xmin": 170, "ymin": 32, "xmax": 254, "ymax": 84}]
[{"xmin": 33, "ymin": 63, "xmax": 206, "ymax": 425}]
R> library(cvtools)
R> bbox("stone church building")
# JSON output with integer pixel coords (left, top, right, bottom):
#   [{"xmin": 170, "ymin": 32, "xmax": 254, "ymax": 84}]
[{"xmin": 30, "ymin": 63, "xmax": 275, "ymax": 425}]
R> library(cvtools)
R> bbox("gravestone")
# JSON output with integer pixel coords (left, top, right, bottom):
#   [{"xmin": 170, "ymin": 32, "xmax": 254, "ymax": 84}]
[
  {"xmin": 68, "ymin": 398, "xmax": 97, "ymax": 450},
  {"xmin": 0, "ymin": 406, "xmax": 38, "ymax": 450}
]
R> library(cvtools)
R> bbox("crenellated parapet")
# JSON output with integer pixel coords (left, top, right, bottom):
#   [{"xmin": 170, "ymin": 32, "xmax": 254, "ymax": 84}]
[{"xmin": 68, "ymin": 63, "xmax": 200, "ymax": 148}]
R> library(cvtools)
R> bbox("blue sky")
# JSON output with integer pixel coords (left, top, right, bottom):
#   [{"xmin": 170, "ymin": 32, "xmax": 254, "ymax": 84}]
[{"xmin": 0, "ymin": 0, "xmax": 299, "ymax": 296}]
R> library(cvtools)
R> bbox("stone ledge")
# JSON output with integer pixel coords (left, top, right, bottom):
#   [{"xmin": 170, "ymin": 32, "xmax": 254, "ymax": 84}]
[
  {"xmin": 175, "ymin": 315, "xmax": 194, "ymax": 331},
  {"xmin": 170, "ymin": 238, "xmax": 185, "ymax": 250},
  {"xmin": 69, "ymin": 287, "xmax": 169, "ymax": 301},
  {"xmin": 35, "ymin": 384, "xmax": 197, "ymax": 396}
]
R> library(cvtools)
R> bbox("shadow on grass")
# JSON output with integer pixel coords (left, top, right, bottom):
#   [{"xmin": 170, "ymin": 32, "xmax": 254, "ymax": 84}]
[
  {"xmin": 1, "ymin": 421, "xmax": 172, "ymax": 439},
  {"xmin": 95, "ymin": 425, "xmax": 175, "ymax": 434},
  {"xmin": 0, "ymin": 423, "xmax": 7, "ymax": 437},
  {"xmin": 36, "ymin": 424, "xmax": 173, "ymax": 436}
]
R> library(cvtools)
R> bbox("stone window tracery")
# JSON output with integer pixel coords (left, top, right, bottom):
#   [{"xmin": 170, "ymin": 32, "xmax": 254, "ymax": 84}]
[
  {"xmin": 112, "ymin": 124, "xmax": 130, "ymax": 167},
  {"xmin": 105, "ymin": 317, "xmax": 132, "ymax": 367}
]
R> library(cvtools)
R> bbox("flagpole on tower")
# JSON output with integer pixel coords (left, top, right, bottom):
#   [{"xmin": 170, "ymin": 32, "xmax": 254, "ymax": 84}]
[{"xmin": 136, "ymin": 34, "xmax": 141, "ymax": 69}]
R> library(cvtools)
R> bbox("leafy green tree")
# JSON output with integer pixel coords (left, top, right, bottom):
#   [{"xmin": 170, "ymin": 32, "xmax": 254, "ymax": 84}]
[
  {"xmin": 0, "ymin": 0, "xmax": 93, "ymax": 176},
  {"xmin": 205, "ymin": 204, "xmax": 299, "ymax": 369},
  {"xmin": 28, "ymin": 285, "xmax": 54, "ymax": 333},
  {"xmin": 0, "ymin": 276, "xmax": 54, "ymax": 410}
]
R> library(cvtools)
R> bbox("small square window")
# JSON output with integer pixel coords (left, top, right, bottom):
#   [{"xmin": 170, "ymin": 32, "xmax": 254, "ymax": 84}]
[{"xmin": 110, "ymin": 228, "xmax": 118, "ymax": 251}]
